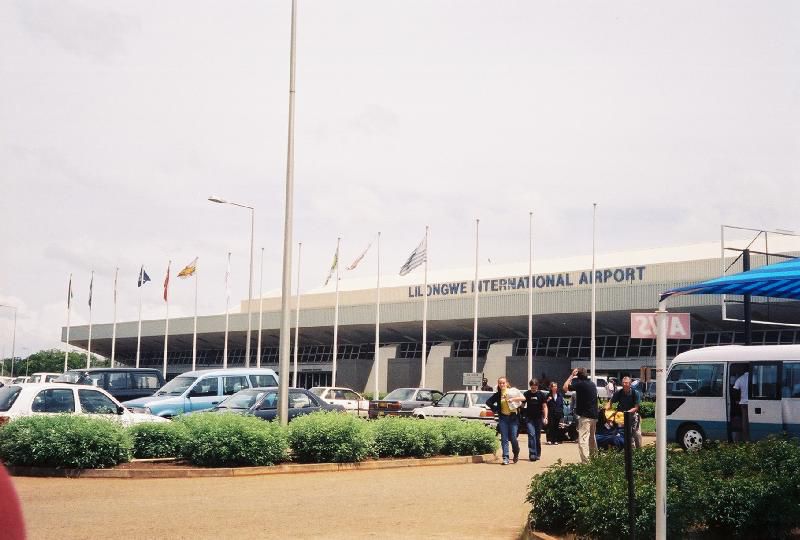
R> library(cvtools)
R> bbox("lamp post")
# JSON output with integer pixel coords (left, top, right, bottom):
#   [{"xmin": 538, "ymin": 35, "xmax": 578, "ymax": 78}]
[
  {"xmin": 209, "ymin": 196, "xmax": 255, "ymax": 367},
  {"xmin": 0, "ymin": 305, "xmax": 16, "ymax": 377}
]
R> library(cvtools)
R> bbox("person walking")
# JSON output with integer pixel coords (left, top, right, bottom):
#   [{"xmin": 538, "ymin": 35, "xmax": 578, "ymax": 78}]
[
  {"xmin": 563, "ymin": 368, "xmax": 598, "ymax": 463},
  {"xmin": 486, "ymin": 377, "xmax": 524, "ymax": 465},
  {"xmin": 606, "ymin": 376, "xmax": 642, "ymax": 448},
  {"xmin": 523, "ymin": 379, "xmax": 548, "ymax": 461},
  {"xmin": 544, "ymin": 381, "xmax": 565, "ymax": 445}
]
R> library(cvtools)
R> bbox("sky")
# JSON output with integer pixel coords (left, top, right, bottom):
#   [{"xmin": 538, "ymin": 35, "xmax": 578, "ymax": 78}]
[{"xmin": 1, "ymin": 0, "xmax": 799, "ymax": 356}]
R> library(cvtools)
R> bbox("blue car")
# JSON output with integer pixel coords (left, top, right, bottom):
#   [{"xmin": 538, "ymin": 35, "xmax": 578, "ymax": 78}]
[{"xmin": 203, "ymin": 387, "xmax": 343, "ymax": 421}]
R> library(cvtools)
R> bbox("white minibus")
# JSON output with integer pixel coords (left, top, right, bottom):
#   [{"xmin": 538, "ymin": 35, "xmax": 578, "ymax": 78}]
[{"xmin": 666, "ymin": 344, "xmax": 800, "ymax": 449}]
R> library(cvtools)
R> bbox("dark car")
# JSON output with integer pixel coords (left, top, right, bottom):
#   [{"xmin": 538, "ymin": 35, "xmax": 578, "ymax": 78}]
[
  {"xmin": 368, "ymin": 388, "xmax": 443, "ymax": 419},
  {"xmin": 205, "ymin": 387, "xmax": 343, "ymax": 422},
  {"xmin": 54, "ymin": 368, "xmax": 165, "ymax": 402}
]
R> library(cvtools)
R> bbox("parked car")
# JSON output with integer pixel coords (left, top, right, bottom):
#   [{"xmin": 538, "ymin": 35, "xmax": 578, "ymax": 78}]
[
  {"xmin": 412, "ymin": 390, "xmax": 496, "ymax": 426},
  {"xmin": 368, "ymin": 388, "xmax": 444, "ymax": 419},
  {"xmin": 11, "ymin": 377, "xmax": 30, "ymax": 384},
  {"xmin": 121, "ymin": 368, "xmax": 278, "ymax": 418},
  {"xmin": 0, "ymin": 383, "xmax": 168, "ymax": 426},
  {"xmin": 28, "ymin": 372, "xmax": 62, "ymax": 384},
  {"xmin": 0, "ymin": 376, "xmax": 13, "ymax": 387},
  {"xmin": 55, "ymin": 368, "xmax": 165, "ymax": 402},
  {"xmin": 310, "ymin": 387, "xmax": 369, "ymax": 417},
  {"xmin": 202, "ymin": 387, "xmax": 343, "ymax": 422}
]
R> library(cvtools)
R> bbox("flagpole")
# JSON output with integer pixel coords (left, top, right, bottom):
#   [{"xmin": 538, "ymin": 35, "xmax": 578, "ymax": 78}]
[
  {"xmin": 374, "ymin": 232, "xmax": 381, "ymax": 400},
  {"xmin": 293, "ymin": 242, "xmax": 302, "ymax": 387},
  {"xmin": 163, "ymin": 261, "xmax": 171, "ymax": 379},
  {"xmin": 421, "ymin": 225, "xmax": 429, "ymax": 387},
  {"xmin": 224, "ymin": 252, "xmax": 231, "ymax": 369},
  {"xmin": 136, "ymin": 267, "xmax": 143, "ymax": 369},
  {"xmin": 472, "ymin": 219, "xmax": 479, "ymax": 388},
  {"xmin": 64, "ymin": 274, "xmax": 72, "ymax": 372},
  {"xmin": 257, "ymin": 247, "xmax": 264, "ymax": 368},
  {"xmin": 87, "ymin": 270, "xmax": 94, "ymax": 369},
  {"xmin": 332, "ymin": 237, "xmax": 341, "ymax": 387},
  {"xmin": 111, "ymin": 267, "xmax": 118, "ymax": 368},
  {"xmin": 192, "ymin": 259, "xmax": 198, "ymax": 372},
  {"xmin": 591, "ymin": 203, "xmax": 597, "ymax": 378},
  {"xmin": 528, "ymin": 211, "xmax": 533, "ymax": 383}
]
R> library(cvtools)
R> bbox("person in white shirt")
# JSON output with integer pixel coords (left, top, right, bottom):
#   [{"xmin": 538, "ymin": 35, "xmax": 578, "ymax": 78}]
[{"xmin": 733, "ymin": 371, "xmax": 750, "ymax": 442}]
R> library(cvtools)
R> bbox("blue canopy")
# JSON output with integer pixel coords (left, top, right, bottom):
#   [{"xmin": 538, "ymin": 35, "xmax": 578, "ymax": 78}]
[{"xmin": 661, "ymin": 256, "xmax": 800, "ymax": 302}]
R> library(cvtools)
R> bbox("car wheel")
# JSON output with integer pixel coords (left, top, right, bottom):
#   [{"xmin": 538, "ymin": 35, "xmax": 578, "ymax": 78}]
[
  {"xmin": 417, "ymin": 414, "xmax": 425, "ymax": 419},
  {"xmin": 678, "ymin": 423, "xmax": 705, "ymax": 451}
]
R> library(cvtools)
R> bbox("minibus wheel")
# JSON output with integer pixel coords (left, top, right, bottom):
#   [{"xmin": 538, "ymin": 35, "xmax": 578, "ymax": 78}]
[{"xmin": 678, "ymin": 423, "xmax": 705, "ymax": 451}]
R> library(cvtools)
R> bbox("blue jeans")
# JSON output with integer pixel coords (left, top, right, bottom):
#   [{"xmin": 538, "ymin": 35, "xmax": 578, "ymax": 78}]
[
  {"xmin": 526, "ymin": 418, "xmax": 542, "ymax": 459},
  {"xmin": 498, "ymin": 414, "xmax": 520, "ymax": 460}
]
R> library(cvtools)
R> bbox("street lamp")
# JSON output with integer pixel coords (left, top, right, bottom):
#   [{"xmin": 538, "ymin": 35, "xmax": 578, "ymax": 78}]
[
  {"xmin": 0, "ymin": 304, "xmax": 16, "ymax": 377},
  {"xmin": 208, "ymin": 196, "xmax": 256, "ymax": 367}
]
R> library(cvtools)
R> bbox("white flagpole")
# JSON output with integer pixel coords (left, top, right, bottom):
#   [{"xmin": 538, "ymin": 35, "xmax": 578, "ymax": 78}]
[
  {"xmin": 332, "ymin": 237, "xmax": 341, "ymax": 387},
  {"xmin": 192, "ymin": 259, "xmax": 198, "ymax": 372},
  {"xmin": 163, "ymin": 261, "xmax": 171, "ymax": 378},
  {"xmin": 136, "ymin": 268, "xmax": 143, "ymax": 369},
  {"xmin": 421, "ymin": 226, "xmax": 429, "ymax": 387},
  {"xmin": 374, "ymin": 232, "xmax": 381, "ymax": 399},
  {"xmin": 224, "ymin": 252, "xmax": 231, "ymax": 369},
  {"xmin": 111, "ymin": 267, "xmax": 118, "ymax": 367},
  {"xmin": 87, "ymin": 270, "xmax": 94, "ymax": 369},
  {"xmin": 257, "ymin": 247, "xmax": 264, "ymax": 368},
  {"xmin": 472, "ymin": 219, "xmax": 479, "ymax": 387},
  {"xmin": 293, "ymin": 242, "xmax": 302, "ymax": 387},
  {"xmin": 528, "ymin": 211, "xmax": 533, "ymax": 383},
  {"xmin": 64, "ymin": 274, "xmax": 72, "ymax": 372},
  {"xmin": 591, "ymin": 203, "xmax": 597, "ymax": 378}
]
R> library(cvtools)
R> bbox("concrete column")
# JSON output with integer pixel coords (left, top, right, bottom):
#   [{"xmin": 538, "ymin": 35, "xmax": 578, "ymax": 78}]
[
  {"xmin": 364, "ymin": 344, "xmax": 397, "ymax": 394},
  {"xmin": 424, "ymin": 342, "xmax": 452, "ymax": 390},
  {"xmin": 483, "ymin": 340, "xmax": 515, "ymax": 385}
]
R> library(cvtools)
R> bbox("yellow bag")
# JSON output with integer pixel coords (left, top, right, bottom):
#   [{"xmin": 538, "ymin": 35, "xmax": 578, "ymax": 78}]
[{"xmin": 604, "ymin": 409, "xmax": 625, "ymax": 425}]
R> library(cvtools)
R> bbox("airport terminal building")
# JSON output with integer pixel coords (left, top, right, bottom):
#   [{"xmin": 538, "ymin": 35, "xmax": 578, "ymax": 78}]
[{"xmin": 62, "ymin": 243, "xmax": 800, "ymax": 392}]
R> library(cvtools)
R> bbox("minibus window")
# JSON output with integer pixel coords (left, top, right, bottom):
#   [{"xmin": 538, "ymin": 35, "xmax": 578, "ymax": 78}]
[
  {"xmin": 782, "ymin": 363, "xmax": 800, "ymax": 398},
  {"xmin": 751, "ymin": 364, "xmax": 779, "ymax": 400},
  {"xmin": 667, "ymin": 363, "xmax": 723, "ymax": 397}
]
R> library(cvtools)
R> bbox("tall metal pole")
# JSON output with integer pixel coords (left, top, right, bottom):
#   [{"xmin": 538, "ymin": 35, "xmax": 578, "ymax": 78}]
[
  {"xmin": 1, "ymin": 306, "xmax": 18, "ymax": 376},
  {"xmin": 192, "ymin": 263, "xmax": 198, "ymax": 371},
  {"xmin": 332, "ymin": 237, "xmax": 341, "ymax": 387},
  {"xmin": 245, "ymin": 207, "xmax": 255, "ymax": 367},
  {"xmin": 163, "ymin": 261, "xmax": 171, "ymax": 378},
  {"xmin": 278, "ymin": 0, "xmax": 298, "ymax": 426},
  {"xmin": 528, "ymin": 211, "xmax": 533, "ymax": 383},
  {"xmin": 224, "ymin": 252, "xmax": 231, "ymax": 369},
  {"xmin": 420, "ymin": 225, "xmax": 429, "ymax": 387},
  {"xmin": 655, "ymin": 300, "xmax": 668, "ymax": 540},
  {"xmin": 472, "ymin": 219, "xmax": 480, "ymax": 386},
  {"xmin": 136, "ymin": 276, "xmax": 143, "ymax": 368},
  {"xmin": 111, "ymin": 267, "xmax": 118, "ymax": 367},
  {"xmin": 374, "ymin": 232, "xmax": 381, "ymax": 399},
  {"xmin": 590, "ymin": 203, "xmax": 597, "ymax": 378},
  {"xmin": 87, "ymin": 270, "xmax": 94, "ymax": 369},
  {"xmin": 257, "ymin": 247, "xmax": 265, "ymax": 368},
  {"xmin": 293, "ymin": 242, "xmax": 302, "ymax": 387},
  {"xmin": 64, "ymin": 274, "xmax": 72, "ymax": 373}
]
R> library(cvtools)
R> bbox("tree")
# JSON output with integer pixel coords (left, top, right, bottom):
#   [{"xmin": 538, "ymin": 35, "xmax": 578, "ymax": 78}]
[{"xmin": 1, "ymin": 349, "xmax": 109, "ymax": 377}]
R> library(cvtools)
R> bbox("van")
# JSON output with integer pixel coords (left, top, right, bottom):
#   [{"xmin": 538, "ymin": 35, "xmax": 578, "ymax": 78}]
[
  {"xmin": 120, "ymin": 368, "xmax": 279, "ymax": 418},
  {"xmin": 55, "ymin": 368, "xmax": 166, "ymax": 402}
]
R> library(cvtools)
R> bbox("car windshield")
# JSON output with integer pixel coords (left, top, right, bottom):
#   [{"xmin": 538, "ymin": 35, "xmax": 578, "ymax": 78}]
[
  {"xmin": 0, "ymin": 386, "xmax": 21, "ymax": 411},
  {"xmin": 155, "ymin": 376, "xmax": 197, "ymax": 396},
  {"xmin": 472, "ymin": 393, "xmax": 492, "ymax": 405},
  {"xmin": 384, "ymin": 388, "xmax": 415, "ymax": 401},
  {"xmin": 218, "ymin": 389, "xmax": 266, "ymax": 409}
]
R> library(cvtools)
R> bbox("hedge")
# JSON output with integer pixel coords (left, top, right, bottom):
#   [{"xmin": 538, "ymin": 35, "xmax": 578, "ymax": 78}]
[
  {"xmin": 288, "ymin": 411, "xmax": 373, "ymax": 463},
  {"xmin": 0, "ymin": 415, "xmax": 132, "ymax": 469},
  {"xmin": 128, "ymin": 422, "xmax": 189, "ymax": 459},
  {"xmin": 371, "ymin": 416, "xmax": 444, "ymax": 458},
  {"xmin": 639, "ymin": 400, "xmax": 655, "ymax": 418},
  {"xmin": 526, "ymin": 437, "xmax": 800, "ymax": 539},
  {"xmin": 438, "ymin": 418, "xmax": 498, "ymax": 456}
]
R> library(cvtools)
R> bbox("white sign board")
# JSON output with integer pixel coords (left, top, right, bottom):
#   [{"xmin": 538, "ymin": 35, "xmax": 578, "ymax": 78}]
[
  {"xmin": 630, "ymin": 313, "xmax": 691, "ymax": 340},
  {"xmin": 463, "ymin": 372, "xmax": 483, "ymax": 387}
]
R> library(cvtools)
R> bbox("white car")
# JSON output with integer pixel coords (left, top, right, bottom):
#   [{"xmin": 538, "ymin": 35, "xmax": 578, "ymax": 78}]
[
  {"xmin": 28, "ymin": 372, "xmax": 62, "ymax": 384},
  {"xmin": 412, "ymin": 390, "xmax": 497, "ymax": 426},
  {"xmin": 0, "ymin": 383, "xmax": 169, "ymax": 427},
  {"xmin": 309, "ymin": 387, "xmax": 369, "ymax": 417}
]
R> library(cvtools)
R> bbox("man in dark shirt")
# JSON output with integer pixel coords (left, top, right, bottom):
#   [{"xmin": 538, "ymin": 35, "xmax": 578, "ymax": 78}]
[
  {"xmin": 606, "ymin": 376, "xmax": 642, "ymax": 448},
  {"xmin": 523, "ymin": 379, "xmax": 548, "ymax": 461},
  {"xmin": 563, "ymin": 368, "xmax": 598, "ymax": 463}
]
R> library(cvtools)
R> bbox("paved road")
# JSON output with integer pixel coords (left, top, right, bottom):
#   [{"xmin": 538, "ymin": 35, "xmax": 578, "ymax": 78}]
[{"xmin": 12, "ymin": 435, "xmax": 583, "ymax": 540}]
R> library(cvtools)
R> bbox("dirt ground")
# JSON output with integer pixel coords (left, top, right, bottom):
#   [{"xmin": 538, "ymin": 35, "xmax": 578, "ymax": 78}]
[{"xmin": 11, "ymin": 435, "xmax": 584, "ymax": 540}]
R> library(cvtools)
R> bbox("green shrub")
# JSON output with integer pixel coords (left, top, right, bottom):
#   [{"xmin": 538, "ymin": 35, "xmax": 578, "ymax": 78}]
[
  {"xmin": 638, "ymin": 401, "xmax": 655, "ymax": 418},
  {"xmin": 0, "ymin": 415, "xmax": 132, "ymax": 469},
  {"xmin": 128, "ymin": 422, "xmax": 188, "ymax": 458},
  {"xmin": 288, "ymin": 411, "xmax": 373, "ymax": 463},
  {"xmin": 176, "ymin": 414, "xmax": 288, "ymax": 467},
  {"xmin": 527, "ymin": 439, "xmax": 800, "ymax": 539},
  {"xmin": 361, "ymin": 392, "xmax": 387, "ymax": 400},
  {"xmin": 437, "ymin": 418, "xmax": 498, "ymax": 456},
  {"xmin": 371, "ymin": 416, "xmax": 444, "ymax": 458}
]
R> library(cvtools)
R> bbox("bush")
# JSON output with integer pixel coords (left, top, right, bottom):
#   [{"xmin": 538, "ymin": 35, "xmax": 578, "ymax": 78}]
[
  {"xmin": 371, "ymin": 416, "xmax": 444, "ymax": 458},
  {"xmin": 128, "ymin": 422, "xmax": 188, "ymax": 458},
  {"xmin": 0, "ymin": 415, "xmax": 132, "ymax": 469},
  {"xmin": 527, "ymin": 438, "xmax": 800, "ymax": 539},
  {"xmin": 176, "ymin": 414, "xmax": 288, "ymax": 467},
  {"xmin": 288, "ymin": 411, "xmax": 373, "ymax": 463},
  {"xmin": 639, "ymin": 401, "xmax": 655, "ymax": 418},
  {"xmin": 437, "ymin": 418, "xmax": 498, "ymax": 456}
]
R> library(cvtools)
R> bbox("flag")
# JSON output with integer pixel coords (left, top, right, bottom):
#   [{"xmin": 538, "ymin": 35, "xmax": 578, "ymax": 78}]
[
  {"xmin": 225, "ymin": 252, "xmax": 231, "ymax": 302},
  {"xmin": 163, "ymin": 262, "xmax": 171, "ymax": 302},
  {"xmin": 178, "ymin": 257, "xmax": 198, "ymax": 278},
  {"xmin": 323, "ymin": 245, "xmax": 339, "ymax": 286},
  {"xmin": 346, "ymin": 241, "xmax": 372, "ymax": 271},
  {"xmin": 88, "ymin": 272, "xmax": 94, "ymax": 307},
  {"xmin": 138, "ymin": 266, "xmax": 151, "ymax": 287},
  {"xmin": 67, "ymin": 274, "xmax": 74, "ymax": 309},
  {"xmin": 399, "ymin": 236, "xmax": 427, "ymax": 276}
]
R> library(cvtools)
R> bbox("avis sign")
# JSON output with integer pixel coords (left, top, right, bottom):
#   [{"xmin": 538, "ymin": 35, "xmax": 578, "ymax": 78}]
[{"xmin": 630, "ymin": 313, "xmax": 691, "ymax": 340}]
